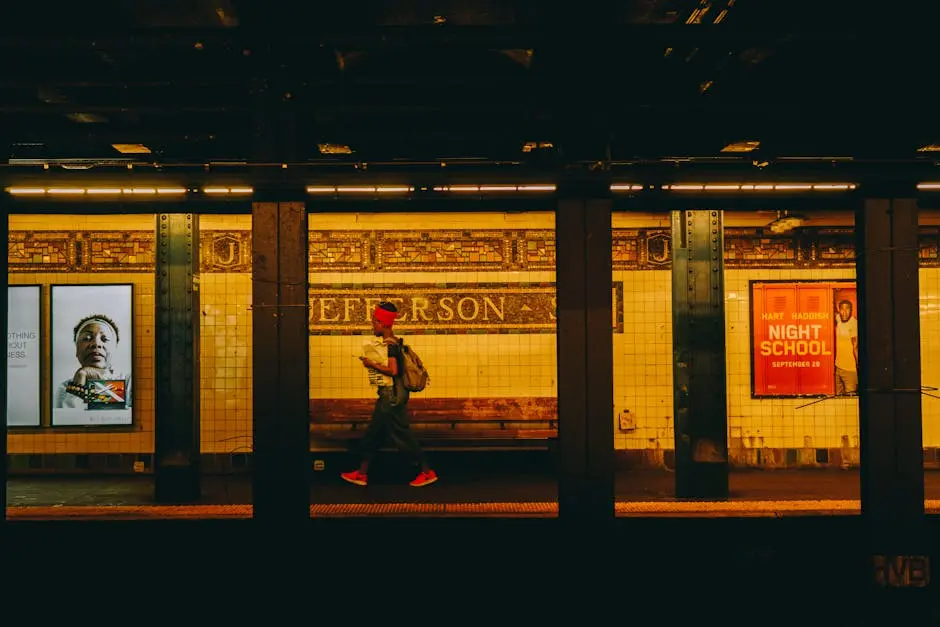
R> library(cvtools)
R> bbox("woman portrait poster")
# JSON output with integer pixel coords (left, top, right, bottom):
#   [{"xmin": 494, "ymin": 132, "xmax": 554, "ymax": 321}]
[{"xmin": 51, "ymin": 284, "xmax": 134, "ymax": 426}]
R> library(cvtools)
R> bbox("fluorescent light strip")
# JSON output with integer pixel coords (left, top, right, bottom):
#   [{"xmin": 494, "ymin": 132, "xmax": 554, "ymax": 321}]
[
  {"xmin": 810, "ymin": 184, "xmax": 854, "ymax": 191},
  {"xmin": 336, "ymin": 186, "xmax": 376, "ymax": 193},
  {"xmin": 610, "ymin": 184, "xmax": 644, "ymax": 191},
  {"xmin": 516, "ymin": 185, "xmax": 556, "ymax": 191},
  {"xmin": 308, "ymin": 184, "xmax": 554, "ymax": 194},
  {"xmin": 703, "ymin": 184, "xmax": 744, "ymax": 191},
  {"xmin": 662, "ymin": 183, "xmax": 857, "ymax": 192},
  {"xmin": 918, "ymin": 183, "xmax": 940, "ymax": 190},
  {"xmin": 375, "ymin": 186, "xmax": 413, "ymax": 193},
  {"xmin": 6, "ymin": 187, "xmax": 189, "ymax": 196},
  {"xmin": 306, "ymin": 185, "xmax": 415, "ymax": 194},
  {"xmin": 431, "ymin": 184, "xmax": 556, "ymax": 193},
  {"xmin": 203, "ymin": 187, "xmax": 253, "ymax": 194},
  {"xmin": 6, "ymin": 187, "xmax": 47, "ymax": 195},
  {"xmin": 437, "ymin": 185, "xmax": 481, "ymax": 192}
]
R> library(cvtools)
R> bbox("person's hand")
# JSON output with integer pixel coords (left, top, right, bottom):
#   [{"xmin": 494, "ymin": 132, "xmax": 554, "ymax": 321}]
[
  {"xmin": 72, "ymin": 367, "xmax": 109, "ymax": 386},
  {"xmin": 359, "ymin": 356, "xmax": 375, "ymax": 370}
]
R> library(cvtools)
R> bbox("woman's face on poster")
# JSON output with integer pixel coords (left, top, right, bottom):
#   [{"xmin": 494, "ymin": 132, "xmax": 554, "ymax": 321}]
[{"xmin": 75, "ymin": 322, "xmax": 112, "ymax": 369}]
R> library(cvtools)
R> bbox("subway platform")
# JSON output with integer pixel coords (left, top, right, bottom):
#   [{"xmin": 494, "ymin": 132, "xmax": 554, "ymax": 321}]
[{"xmin": 8, "ymin": 468, "xmax": 940, "ymax": 519}]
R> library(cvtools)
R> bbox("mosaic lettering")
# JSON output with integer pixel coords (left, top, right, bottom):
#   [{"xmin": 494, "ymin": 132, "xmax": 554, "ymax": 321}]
[
  {"xmin": 200, "ymin": 231, "xmax": 252, "ymax": 272},
  {"xmin": 308, "ymin": 282, "xmax": 625, "ymax": 334}
]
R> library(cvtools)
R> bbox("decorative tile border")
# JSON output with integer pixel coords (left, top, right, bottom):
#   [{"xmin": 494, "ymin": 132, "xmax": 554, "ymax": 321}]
[
  {"xmin": 85, "ymin": 232, "xmax": 156, "ymax": 272},
  {"xmin": 613, "ymin": 228, "xmax": 672, "ymax": 268},
  {"xmin": 200, "ymin": 230, "xmax": 252, "ymax": 273},
  {"xmin": 308, "ymin": 282, "xmax": 624, "ymax": 334},
  {"xmin": 8, "ymin": 231, "xmax": 157, "ymax": 273},
  {"xmin": 8, "ymin": 231, "xmax": 74, "ymax": 271},
  {"xmin": 309, "ymin": 230, "xmax": 371, "ymax": 272},
  {"xmin": 920, "ymin": 227, "xmax": 940, "ymax": 262},
  {"xmin": 811, "ymin": 228, "xmax": 855, "ymax": 265},
  {"xmin": 519, "ymin": 229, "xmax": 556, "ymax": 270},
  {"xmin": 724, "ymin": 228, "xmax": 801, "ymax": 267},
  {"xmin": 377, "ymin": 230, "xmax": 511, "ymax": 271},
  {"xmin": 9, "ymin": 227, "xmax": 940, "ymax": 273}
]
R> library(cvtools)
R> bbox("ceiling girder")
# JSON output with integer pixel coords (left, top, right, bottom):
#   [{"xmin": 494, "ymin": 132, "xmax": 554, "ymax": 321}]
[{"xmin": 0, "ymin": 25, "xmax": 861, "ymax": 52}]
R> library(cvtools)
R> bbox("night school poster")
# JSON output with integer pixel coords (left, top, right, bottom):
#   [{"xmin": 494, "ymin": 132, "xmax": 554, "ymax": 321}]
[{"xmin": 750, "ymin": 281, "xmax": 857, "ymax": 398}]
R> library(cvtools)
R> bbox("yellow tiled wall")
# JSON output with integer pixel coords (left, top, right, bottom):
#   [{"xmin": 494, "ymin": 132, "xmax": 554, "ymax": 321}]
[
  {"xmin": 7, "ymin": 215, "xmax": 155, "ymax": 454},
  {"xmin": 919, "ymin": 268, "xmax": 940, "ymax": 447},
  {"xmin": 198, "ymin": 215, "xmax": 253, "ymax": 454},
  {"xmin": 611, "ymin": 219, "xmax": 940, "ymax": 452},
  {"xmin": 6, "ymin": 214, "xmax": 256, "ymax": 456},
  {"xmin": 612, "ymin": 262, "xmax": 864, "ymax": 451},
  {"xmin": 612, "ymin": 212, "xmax": 673, "ymax": 450},
  {"xmin": 725, "ymin": 268, "xmax": 859, "ymax": 449},
  {"xmin": 614, "ymin": 270, "xmax": 673, "ymax": 450},
  {"xmin": 9, "ymin": 210, "xmax": 940, "ymax": 458},
  {"xmin": 307, "ymin": 212, "xmax": 558, "ymax": 403}
]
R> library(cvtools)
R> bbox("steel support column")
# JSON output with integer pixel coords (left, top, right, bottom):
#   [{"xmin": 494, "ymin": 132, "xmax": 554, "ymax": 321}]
[
  {"xmin": 556, "ymin": 189, "xmax": 614, "ymax": 522},
  {"xmin": 251, "ymin": 202, "xmax": 309, "ymax": 523},
  {"xmin": 671, "ymin": 209, "xmax": 729, "ymax": 498},
  {"xmin": 244, "ymin": 14, "xmax": 309, "ymax": 523},
  {"xmin": 856, "ymin": 198, "xmax": 930, "ymax": 602},
  {"xmin": 154, "ymin": 213, "xmax": 201, "ymax": 502}
]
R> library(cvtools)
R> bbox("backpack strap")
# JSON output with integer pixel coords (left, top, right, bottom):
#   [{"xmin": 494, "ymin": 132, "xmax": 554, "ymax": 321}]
[{"xmin": 382, "ymin": 337, "xmax": 403, "ymax": 380}]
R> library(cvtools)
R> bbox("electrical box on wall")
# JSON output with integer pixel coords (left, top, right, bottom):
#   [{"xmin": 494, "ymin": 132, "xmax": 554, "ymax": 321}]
[{"xmin": 618, "ymin": 409, "xmax": 635, "ymax": 432}]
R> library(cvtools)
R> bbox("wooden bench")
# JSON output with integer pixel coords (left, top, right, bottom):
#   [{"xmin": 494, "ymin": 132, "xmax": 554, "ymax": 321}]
[{"xmin": 309, "ymin": 397, "xmax": 558, "ymax": 450}]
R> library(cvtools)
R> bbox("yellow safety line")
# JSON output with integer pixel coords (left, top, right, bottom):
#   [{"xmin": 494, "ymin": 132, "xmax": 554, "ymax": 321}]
[{"xmin": 6, "ymin": 500, "xmax": 940, "ymax": 520}]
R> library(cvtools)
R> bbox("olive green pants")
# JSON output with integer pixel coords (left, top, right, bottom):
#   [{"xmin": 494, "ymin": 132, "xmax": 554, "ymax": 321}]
[{"xmin": 358, "ymin": 386, "xmax": 426, "ymax": 468}]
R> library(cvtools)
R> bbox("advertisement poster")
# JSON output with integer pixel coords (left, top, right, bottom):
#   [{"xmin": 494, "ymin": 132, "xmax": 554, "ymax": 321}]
[
  {"xmin": 7, "ymin": 286, "xmax": 41, "ymax": 427},
  {"xmin": 751, "ymin": 280, "xmax": 858, "ymax": 397},
  {"xmin": 51, "ymin": 284, "xmax": 134, "ymax": 426}
]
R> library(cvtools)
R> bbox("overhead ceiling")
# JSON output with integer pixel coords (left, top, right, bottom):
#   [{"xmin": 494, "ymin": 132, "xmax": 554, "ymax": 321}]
[{"xmin": 1, "ymin": 0, "xmax": 938, "ymax": 167}]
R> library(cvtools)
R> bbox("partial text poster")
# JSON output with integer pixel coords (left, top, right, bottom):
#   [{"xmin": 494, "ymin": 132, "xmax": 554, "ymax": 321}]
[{"xmin": 7, "ymin": 286, "xmax": 41, "ymax": 426}]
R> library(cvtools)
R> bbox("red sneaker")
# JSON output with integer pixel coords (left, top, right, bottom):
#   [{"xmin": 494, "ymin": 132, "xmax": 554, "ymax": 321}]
[
  {"xmin": 340, "ymin": 470, "xmax": 368, "ymax": 486},
  {"xmin": 409, "ymin": 470, "xmax": 438, "ymax": 487}
]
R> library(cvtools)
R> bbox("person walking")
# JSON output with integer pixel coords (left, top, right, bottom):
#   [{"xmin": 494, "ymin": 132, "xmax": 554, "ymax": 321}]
[{"xmin": 340, "ymin": 301, "xmax": 438, "ymax": 487}]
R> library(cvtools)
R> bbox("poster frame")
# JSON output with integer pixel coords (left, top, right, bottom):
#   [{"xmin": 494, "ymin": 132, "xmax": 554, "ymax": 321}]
[
  {"xmin": 748, "ymin": 278, "xmax": 857, "ymax": 400},
  {"xmin": 49, "ymin": 282, "xmax": 136, "ymax": 428},
  {"xmin": 6, "ymin": 284, "xmax": 43, "ymax": 428}
]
